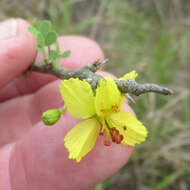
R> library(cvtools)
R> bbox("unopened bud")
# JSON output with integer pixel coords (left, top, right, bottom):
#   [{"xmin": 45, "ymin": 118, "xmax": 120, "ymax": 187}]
[{"xmin": 42, "ymin": 109, "xmax": 61, "ymax": 125}]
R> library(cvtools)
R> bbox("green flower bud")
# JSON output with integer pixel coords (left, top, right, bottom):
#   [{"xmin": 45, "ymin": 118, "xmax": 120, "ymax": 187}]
[{"xmin": 42, "ymin": 109, "xmax": 61, "ymax": 125}]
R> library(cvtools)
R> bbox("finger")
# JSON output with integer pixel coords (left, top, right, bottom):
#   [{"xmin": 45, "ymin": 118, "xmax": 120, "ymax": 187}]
[
  {"xmin": 2, "ymin": 71, "xmax": 134, "ymax": 189},
  {"xmin": 0, "ymin": 35, "xmax": 104, "ymax": 102},
  {"xmin": 0, "ymin": 19, "xmax": 37, "ymax": 88},
  {"xmin": 9, "ymin": 105, "xmax": 134, "ymax": 190}
]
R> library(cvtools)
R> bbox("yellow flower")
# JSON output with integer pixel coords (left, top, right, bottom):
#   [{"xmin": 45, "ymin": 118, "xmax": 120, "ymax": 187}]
[
  {"xmin": 60, "ymin": 77, "xmax": 148, "ymax": 163},
  {"xmin": 119, "ymin": 70, "xmax": 138, "ymax": 80}
]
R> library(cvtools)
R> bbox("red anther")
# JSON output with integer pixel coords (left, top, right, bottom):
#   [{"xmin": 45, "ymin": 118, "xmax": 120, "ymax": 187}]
[
  {"xmin": 104, "ymin": 139, "xmax": 111, "ymax": 146},
  {"xmin": 111, "ymin": 105, "xmax": 119, "ymax": 112},
  {"xmin": 110, "ymin": 128, "xmax": 115, "ymax": 136},
  {"xmin": 100, "ymin": 109, "xmax": 106, "ymax": 114},
  {"xmin": 99, "ymin": 132, "xmax": 104, "ymax": 136},
  {"xmin": 111, "ymin": 136, "xmax": 116, "ymax": 142},
  {"xmin": 110, "ymin": 127, "xmax": 118, "ymax": 137},
  {"xmin": 115, "ymin": 134, "xmax": 122, "ymax": 144}
]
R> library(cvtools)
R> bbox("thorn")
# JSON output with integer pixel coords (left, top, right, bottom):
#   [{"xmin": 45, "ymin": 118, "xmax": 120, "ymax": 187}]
[
  {"xmin": 89, "ymin": 59, "xmax": 109, "ymax": 72},
  {"xmin": 124, "ymin": 93, "xmax": 136, "ymax": 104},
  {"xmin": 101, "ymin": 58, "xmax": 109, "ymax": 65}
]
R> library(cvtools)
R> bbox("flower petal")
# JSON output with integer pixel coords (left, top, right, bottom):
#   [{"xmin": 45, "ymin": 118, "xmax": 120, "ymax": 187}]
[
  {"xmin": 64, "ymin": 118, "xmax": 100, "ymax": 163},
  {"xmin": 119, "ymin": 70, "xmax": 138, "ymax": 80},
  {"xmin": 59, "ymin": 78, "xmax": 95, "ymax": 119},
  {"xmin": 95, "ymin": 77, "xmax": 124, "ymax": 117},
  {"xmin": 107, "ymin": 111, "xmax": 148, "ymax": 146}
]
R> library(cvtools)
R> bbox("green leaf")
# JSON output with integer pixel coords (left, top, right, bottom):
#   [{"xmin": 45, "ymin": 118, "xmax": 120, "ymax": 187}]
[
  {"xmin": 27, "ymin": 26, "xmax": 39, "ymax": 37},
  {"xmin": 33, "ymin": 20, "xmax": 51, "ymax": 38},
  {"xmin": 37, "ymin": 45, "xmax": 46, "ymax": 55},
  {"xmin": 60, "ymin": 50, "xmax": 71, "ymax": 58},
  {"xmin": 49, "ymin": 50, "xmax": 59, "ymax": 61},
  {"xmin": 37, "ymin": 33, "xmax": 45, "ymax": 46},
  {"xmin": 54, "ymin": 61, "xmax": 62, "ymax": 67},
  {"xmin": 45, "ymin": 31, "xmax": 58, "ymax": 46},
  {"xmin": 54, "ymin": 40, "xmax": 60, "ymax": 54}
]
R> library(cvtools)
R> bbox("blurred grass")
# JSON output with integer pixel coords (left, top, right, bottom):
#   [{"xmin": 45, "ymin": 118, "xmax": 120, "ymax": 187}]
[{"xmin": 1, "ymin": 0, "xmax": 190, "ymax": 189}]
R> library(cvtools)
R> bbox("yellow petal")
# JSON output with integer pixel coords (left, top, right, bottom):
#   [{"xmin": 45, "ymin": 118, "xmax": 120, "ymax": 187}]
[
  {"xmin": 119, "ymin": 70, "xmax": 138, "ymax": 80},
  {"xmin": 95, "ymin": 77, "xmax": 124, "ymax": 117},
  {"xmin": 107, "ymin": 111, "xmax": 148, "ymax": 146},
  {"xmin": 64, "ymin": 118, "xmax": 100, "ymax": 163},
  {"xmin": 59, "ymin": 78, "xmax": 95, "ymax": 119}
]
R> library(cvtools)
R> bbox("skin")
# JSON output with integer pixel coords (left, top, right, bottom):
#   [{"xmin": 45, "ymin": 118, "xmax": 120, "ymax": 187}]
[{"xmin": 0, "ymin": 18, "xmax": 135, "ymax": 190}]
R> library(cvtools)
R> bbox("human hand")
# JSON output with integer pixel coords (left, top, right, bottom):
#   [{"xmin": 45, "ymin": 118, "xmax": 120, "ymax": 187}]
[{"xmin": 0, "ymin": 19, "xmax": 134, "ymax": 190}]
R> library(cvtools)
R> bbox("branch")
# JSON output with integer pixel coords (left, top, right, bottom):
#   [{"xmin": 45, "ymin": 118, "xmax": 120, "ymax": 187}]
[
  {"xmin": 116, "ymin": 79, "xmax": 173, "ymax": 96},
  {"xmin": 29, "ymin": 60, "xmax": 173, "ymax": 96}
]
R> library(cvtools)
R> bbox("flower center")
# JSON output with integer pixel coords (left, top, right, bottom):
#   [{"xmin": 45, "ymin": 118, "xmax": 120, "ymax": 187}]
[
  {"xmin": 100, "ymin": 109, "xmax": 107, "ymax": 114},
  {"xmin": 99, "ymin": 120, "xmax": 124, "ymax": 146},
  {"xmin": 111, "ymin": 104, "xmax": 119, "ymax": 112},
  {"xmin": 110, "ymin": 127, "xmax": 124, "ymax": 144}
]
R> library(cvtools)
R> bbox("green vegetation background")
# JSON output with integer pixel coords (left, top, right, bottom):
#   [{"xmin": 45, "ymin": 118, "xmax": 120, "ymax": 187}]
[{"xmin": 1, "ymin": 0, "xmax": 189, "ymax": 189}]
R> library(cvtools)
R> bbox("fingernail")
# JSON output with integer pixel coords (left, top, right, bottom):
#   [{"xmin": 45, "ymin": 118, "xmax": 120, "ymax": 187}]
[{"xmin": 0, "ymin": 19, "xmax": 18, "ymax": 40}]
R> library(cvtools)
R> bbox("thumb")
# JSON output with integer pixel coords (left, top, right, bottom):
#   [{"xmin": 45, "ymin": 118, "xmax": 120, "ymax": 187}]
[
  {"xmin": 0, "ymin": 19, "xmax": 36, "ymax": 88},
  {"xmin": 9, "ymin": 110, "xmax": 134, "ymax": 190}
]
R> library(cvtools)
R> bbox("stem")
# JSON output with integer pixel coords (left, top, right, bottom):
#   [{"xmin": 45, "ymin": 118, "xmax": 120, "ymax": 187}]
[
  {"xmin": 48, "ymin": 46, "xmax": 51, "ymax": 55},
  {"xmin": 29, "ymin": 59, "xmax": 173, "ymax": 96}
]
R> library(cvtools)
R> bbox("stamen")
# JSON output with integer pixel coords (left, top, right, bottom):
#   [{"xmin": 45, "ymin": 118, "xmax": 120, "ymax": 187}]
[
  {"xmin": 109, "ymin": 127, "xmax": 124, "ymax": 144},
  {"xmin": 105, "ymin": 120, "xmax": 124, "ymax": 145},
  {"xmin": 99, "ymin": 132, "xmax": 104, "ymax": 136},
  {"xmin": 111, "ymin": 105, "xmax": 119, "ymax": 112},
  {"xmin": 104, "ymin": 139, "xmax": 111, "ymax": 146},
  {"xmin": 99, "ymin": 123, "xmax": 104, "ymax": 136},
  {"xmin": 110, "ymin": 128, "xmax": 116, "ymax": 136},
  {"xmin": 100, "ymin": 109, "xmax": 106, "ymax": 114},
  {"xmin": 103, "ymin": 131, "xmax": 111, "ymax": 146},
  {"xmin": 115, "ymin": 134, "xmax": 123, "ymax": 144},
  {"xmin": 111, "ymin": 136, "xmax": 116, "ymax": 142},
  {"xmin": 110, "ymin": 128, "xmax": 116, "ymax": 142}
]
